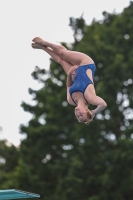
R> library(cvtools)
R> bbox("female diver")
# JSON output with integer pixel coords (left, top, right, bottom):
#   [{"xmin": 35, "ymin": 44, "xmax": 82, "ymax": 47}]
[{"xmin": 31, "ymin": 37, "xmax": 107, "ymax": 125}]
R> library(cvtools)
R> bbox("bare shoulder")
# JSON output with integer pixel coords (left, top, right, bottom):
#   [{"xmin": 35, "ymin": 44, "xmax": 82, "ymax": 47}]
[
  {"xmin": 84, "ymin": 84, "xmax": 96, "ymax": 103},
  {"xmin": 67, "ymin": 96, "xmax": 76, "ymax": 106},
  {"xmin": 86, "ymin": 84, "xmax": 96, "ymax": 95},
  {"xmin": 85, "ymin": 87, "xmax": 107, "ymax": 106}
]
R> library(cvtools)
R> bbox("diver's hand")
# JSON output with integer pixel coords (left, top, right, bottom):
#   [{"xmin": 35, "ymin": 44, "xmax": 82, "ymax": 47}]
[
  {"xmin": 91, "ymin": 110, "xmax": 95, "ymax": 120},
  {"xmin": 67, "ymin": 65, "xmax": 79, "ymax": 75}
]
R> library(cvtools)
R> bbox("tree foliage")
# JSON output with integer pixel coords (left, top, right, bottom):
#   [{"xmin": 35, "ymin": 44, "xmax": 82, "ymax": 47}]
[{"xmin": 0, "ymin": 140, "xmax": 19, "ymax": 189}]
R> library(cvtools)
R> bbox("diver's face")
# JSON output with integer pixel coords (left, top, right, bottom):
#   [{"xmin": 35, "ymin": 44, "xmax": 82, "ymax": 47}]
[{"xmin": 75, "ymin": 107, "xmax": 88, "ymax": 122}]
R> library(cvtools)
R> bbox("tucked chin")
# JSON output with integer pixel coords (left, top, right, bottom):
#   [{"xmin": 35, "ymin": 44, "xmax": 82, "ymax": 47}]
[{"xmin": 79, "ymin": 117, "xmax": 86, "ymax": 122}]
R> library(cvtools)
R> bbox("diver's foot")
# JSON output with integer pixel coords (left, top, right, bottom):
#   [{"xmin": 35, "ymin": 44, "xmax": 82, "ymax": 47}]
[
  {"xmin": 31, "ymin": 42, "xmax": 46, "ymax": 49},
  {"xmin": 32, "ymin": 37, "xmax": 47, "ymax": 47}
]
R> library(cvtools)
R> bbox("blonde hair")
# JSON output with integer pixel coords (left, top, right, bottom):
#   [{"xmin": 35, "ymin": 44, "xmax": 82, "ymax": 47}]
[
  {"xmin": 75, "ymin": 107, "xmax": 93, "ymax": 125},
  {"xmin": 83, "ymin": 109, "xmax": 93, "ymax": 125}
]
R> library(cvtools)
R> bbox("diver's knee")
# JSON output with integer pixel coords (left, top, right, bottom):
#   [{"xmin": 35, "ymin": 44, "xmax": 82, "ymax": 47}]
[
  {"xmin": 59, "ymin": 49, "xmax": 68, "ymax": 59},
  {"xmin": 57, "ymin": 57, "xmax": 63, "ymax": 64}
]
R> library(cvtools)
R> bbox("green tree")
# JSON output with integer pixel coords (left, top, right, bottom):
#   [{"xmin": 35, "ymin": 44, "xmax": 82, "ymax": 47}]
[
  {"xmin": 0, "ymin": 140, "xmax": 19, "ymax": 189},
  {"xmin": 15, "ymin": 2, "xmax": 133, "ymax": 200}
]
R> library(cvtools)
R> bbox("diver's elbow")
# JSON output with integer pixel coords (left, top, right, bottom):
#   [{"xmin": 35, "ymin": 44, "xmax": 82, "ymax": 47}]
[{"xmin": 102, "ymin": 101, "xmax": 107, "ymax": 108}]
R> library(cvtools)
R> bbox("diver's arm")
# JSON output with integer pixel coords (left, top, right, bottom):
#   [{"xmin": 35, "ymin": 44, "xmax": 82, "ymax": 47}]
[
  {"xmin": 66, "ymin": 87, "xmax": 76, "ymax": 106},
  {"xmin": 92, "ymin": 103, "xmax": 107, "ymax": 116},
  {"xmin": 66, "ymin": 65, "xmax": 78, "ymax": 87},
  {"xmin": 66, "ymin": 75, "xmax": 73, "ymax": 87},
  {"xmin": 90, "ymin": 96, "xmax": 107, "ymax": 119}
]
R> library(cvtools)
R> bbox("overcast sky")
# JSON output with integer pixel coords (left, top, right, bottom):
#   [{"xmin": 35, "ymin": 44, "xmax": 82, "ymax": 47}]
[{"xmin": 0, "ymin": 0, "xmax": 131, "ymax": 146}]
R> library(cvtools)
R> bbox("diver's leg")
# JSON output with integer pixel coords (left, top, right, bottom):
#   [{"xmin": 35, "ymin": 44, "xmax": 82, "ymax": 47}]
[
  {"xmin": 32, "ymin": 37, "xmax": 94, "ymax": 66},
  {"xmin": 32, "ymin": 43, "xmax": 73, "ymax": 74},
  {"xmin": 32, "ymin": 37, "xmax": 67, "ymax": 54}
]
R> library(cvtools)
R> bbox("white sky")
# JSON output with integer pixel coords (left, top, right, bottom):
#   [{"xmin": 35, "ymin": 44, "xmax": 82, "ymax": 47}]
[{"xmin": 0, "ymin": 0, "xmax": 131, "ymax": 146}]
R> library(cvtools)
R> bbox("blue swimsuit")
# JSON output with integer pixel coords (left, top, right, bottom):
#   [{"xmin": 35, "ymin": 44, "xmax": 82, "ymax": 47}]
[{"xmin": 69, "ymin": 63, "xmax": 96, "ymax": 104}]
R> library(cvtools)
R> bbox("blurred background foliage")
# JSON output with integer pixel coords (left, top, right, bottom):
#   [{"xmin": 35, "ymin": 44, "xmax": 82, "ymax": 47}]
[{"xmin": 1, "ymin": 2, "xmax": 133, "ymax": 200}]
